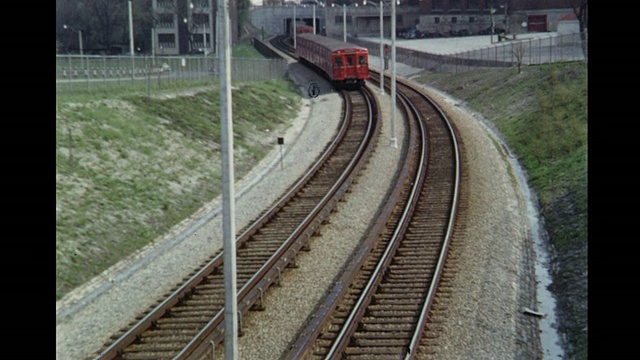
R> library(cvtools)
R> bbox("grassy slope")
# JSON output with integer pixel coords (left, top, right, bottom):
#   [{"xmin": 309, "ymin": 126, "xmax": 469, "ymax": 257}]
[
  {"xmin": 412, "ymin": 61, "xmax": 587, "ymax": 359},
  {"xmin": 56, "ymin": 79, "xmax": 302, "ymax": 301},
  {"xmin": 56, "ymin": 46, "xmax": 587, "ymax": 358}
]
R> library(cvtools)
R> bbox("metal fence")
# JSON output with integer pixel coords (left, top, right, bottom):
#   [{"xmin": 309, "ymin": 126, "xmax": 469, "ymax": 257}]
[
  {"xmin": 351, "ymin": 32, "xmax": 587, "ymax": 73},
  {"xmin": 55, "ymin": 54, "xmax": 289, "ymax": 93}
]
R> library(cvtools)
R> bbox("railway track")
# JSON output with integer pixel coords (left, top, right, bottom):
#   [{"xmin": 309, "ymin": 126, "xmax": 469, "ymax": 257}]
[
  {"xmin": 90, "ymin": 36, "xmax": 463, "ymax": 360},
  {"xmin": 283, "ymin": 71, "xmax": 462, "ymax": 359},
  {"xmin": 88, "ymin": 86, "xmax": 382, "ymax": 360}
]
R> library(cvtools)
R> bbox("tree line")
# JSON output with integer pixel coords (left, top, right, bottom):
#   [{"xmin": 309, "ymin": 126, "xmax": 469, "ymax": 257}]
[{"xmin": 56, "ymin": 0, "xmax": 252, "ymax": 55}]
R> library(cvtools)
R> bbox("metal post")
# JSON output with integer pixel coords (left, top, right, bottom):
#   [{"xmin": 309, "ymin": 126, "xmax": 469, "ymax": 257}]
[
  {"xmin": 78, "ymin": 30, "xmax": 84, "ymax": 70},
  {"xmin": 64, "ymin": 24, "xmax": 84, "ymax": 70},
  {"xmin": 151, "ymin": 28, "xmax": 156, "ymax": 66},
  {"xmin": 209, "ymin": 0, "xmax": 215, "ymax": 54},
  {"xmin": 129, "ymin": 0, "xmax": 135, "ymax": 81},
  {"xmin": 390, "ymin": 0, "xmax": 397, "ymax": 148},
  {"xmin": 379, "ymin": 1, "xmax": 384, "ymax": 94},
  {"xmin": 503, "ymin": 3, "xmax": 508, "ymax": 33},
  {"xmin": 203, "ymin": 23, "xmax": 207, "ymax": 55},
  {"xmin": 219, "ymin": 0, "xmax": 238, "ymax": 357},
  {"xmin": 343, "ymin": 5, "xmax": 347, "ymax": 42},
  {"xmin": 67, "ymin": 56, "xmax": 72, "ymax": 91},
  {"xmin": 490, "ymin": 8, "xmax": 495, "ymax": 44},
  {"xmin": 313, "ymin": 4, "xmax": 316, "ymax": 34}
]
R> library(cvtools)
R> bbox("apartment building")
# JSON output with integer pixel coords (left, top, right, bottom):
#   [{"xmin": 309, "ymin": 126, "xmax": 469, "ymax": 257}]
[{"xmin": 153, "ymin": 0, "xmax": 239, "ymax": 55}]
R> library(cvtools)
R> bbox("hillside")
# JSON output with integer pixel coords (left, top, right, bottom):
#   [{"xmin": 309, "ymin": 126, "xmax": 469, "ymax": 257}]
[
  {"xmin": 412, "ymin": 61, "xmax": 588, "ymax": 359},
  {"xmin": 56, "ymin": 80, "xmax": 302, "ymax": 301},
  {"xmin": 56, "ymin": 61, "xmax": 587, "ymax": 359}
]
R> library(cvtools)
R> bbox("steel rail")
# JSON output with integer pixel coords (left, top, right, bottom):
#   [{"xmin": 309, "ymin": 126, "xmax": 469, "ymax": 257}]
[
  {"xmin": 401, "ymin": 80, "xmax": 461, "ymax": 359},
  {"xmin": 175, "ymin": 89, "xmax": 377, "ymax": 360},
  {"xmin": 91, "ymin": 87, "xmax": 379, "ymax": 360},
  {"xmin": 322, "ymin": 81, "xmax": 429, "ymax": 360}
]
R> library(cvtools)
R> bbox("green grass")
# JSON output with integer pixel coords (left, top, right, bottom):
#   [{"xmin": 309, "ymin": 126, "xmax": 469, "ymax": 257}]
[
  {"xmin": 414, "ymin": 61, "xmax": 587, "ymax": 359},
  {"xmin": 56, "ymin": 56, "xmax": 587, "ymax": 359},
  {"xmin": 56, "ymin": 79, "xmax": 301, "ymax": 301},
  {"xmin": 232, "ymin": 42, "xmax": 266, "ymax": 59}
]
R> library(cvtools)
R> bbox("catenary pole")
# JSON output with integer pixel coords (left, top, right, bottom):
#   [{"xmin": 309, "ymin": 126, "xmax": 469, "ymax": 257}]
[
  {"xmin": 219, "ymin": 0, "xmax": 238, "ymax": 358},
  {"xmin": 343, "ymin": 4, "xmax": 347, "ymax": 42},
  {"xmin": 313, "ymin": 4, "xmax": 316, "ymax": 34},
  {"xmin": 129, "ymin": 0, "xmax": 135, "ymax": 80},
  {"xmin": 390, "ymin": 0, "xmax": 397, "ymax": 148},
  {"xmin": 379, "ymin": 1, "xmax": 384, "ymax": 94}
]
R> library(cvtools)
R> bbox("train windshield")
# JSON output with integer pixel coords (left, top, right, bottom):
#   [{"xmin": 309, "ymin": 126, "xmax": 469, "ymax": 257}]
[
  {"xmin": 334, "ymin": 57, "xmax": 343, "ymax": 67},
  {"xmin": 358, "ymin": 55, "xmax": 367, "ymax": 65},
  {"xmin": 347, "ymin": 55, "xmax": 354, "ymax": 66}
]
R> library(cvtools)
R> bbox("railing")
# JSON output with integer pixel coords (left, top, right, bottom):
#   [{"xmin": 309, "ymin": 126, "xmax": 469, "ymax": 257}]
[
  {"xmin": 351, "ymin": 31, "xmax": 587, "ymax": 73},
  {"xmin": 55, "ymin": 54, "xmax": 288, "ymax": 94}
]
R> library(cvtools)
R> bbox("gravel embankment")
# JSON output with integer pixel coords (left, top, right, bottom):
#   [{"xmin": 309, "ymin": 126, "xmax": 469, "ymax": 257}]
[{"xmin": 56, "ymin": 79, "xmax": 542, "ymax": 360}]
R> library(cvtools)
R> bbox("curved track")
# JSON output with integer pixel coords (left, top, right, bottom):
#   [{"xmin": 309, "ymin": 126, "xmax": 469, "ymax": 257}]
[
  {"xmin": 284, "ymin": 70, "xmax": 462, "ymax": 359},
  {"xmin": 88, "ymin": 85, "xmax": 382, "ymax": 360}
]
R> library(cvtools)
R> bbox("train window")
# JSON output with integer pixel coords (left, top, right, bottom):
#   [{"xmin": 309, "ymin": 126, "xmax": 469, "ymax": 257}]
[
  {"xmin": 358, "ymin": 55, "xmax": 366, "ymax": 65},
  {"xmin": 335, "ymin": 57, "xmax": 343, "ymax": 67},
  {"xmin": 347, "ymin": 55, "xmax": 353, "ymax": 66}
]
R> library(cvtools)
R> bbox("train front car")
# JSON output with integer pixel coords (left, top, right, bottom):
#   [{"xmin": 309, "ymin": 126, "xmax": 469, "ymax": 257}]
[
  {"xmin": 296, "ymin": 34, "xmax": 369, "ymax": 90},
  {"xmin": 331, "ymin": 47, "xmax": 369, "ymax": 90}
]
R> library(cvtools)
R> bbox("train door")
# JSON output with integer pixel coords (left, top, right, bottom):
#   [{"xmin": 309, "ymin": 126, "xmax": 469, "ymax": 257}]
[
  {"xmin": 345, "ymin": 53, "xmax": 356, "ymax": 79},
  {"xmin": 333, "ymin": 54, "xmax": 344, "ymax": 80},
  {"xmin": 356, "ymin": 52, "xmax": 368, "ymax": 79}
]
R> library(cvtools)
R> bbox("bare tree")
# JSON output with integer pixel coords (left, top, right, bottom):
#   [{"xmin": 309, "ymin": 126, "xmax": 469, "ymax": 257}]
[
  {"xmin": 87, "ymin": 0, "xmax": 128, "ymax": 53},
  {"xmin": 512, "ymin": 41, "xmax": 526, "ymax": 74},
  {"xmin": 565, "ymin": 0, "xmax": 587, "ymax": 58}
]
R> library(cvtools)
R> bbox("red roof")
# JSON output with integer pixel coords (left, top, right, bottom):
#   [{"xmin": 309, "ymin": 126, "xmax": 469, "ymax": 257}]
[{"xmin": 559, "ymin": 12, "xmax": 577, "ymax": 21}]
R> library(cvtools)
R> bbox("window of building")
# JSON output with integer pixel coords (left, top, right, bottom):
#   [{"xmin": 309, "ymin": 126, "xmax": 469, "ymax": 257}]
[
  {"xmin": 432, "ymin": 0, "xmax": 443, "ymax": 10},
  {"xmin": 450, "ymin": 0, "xmax": 461, "ymax": 10},
  {"xmin": 193, "ymin": 14, "xmax": 208, "ymax": 25},
  {"xmin": 157, "ymin": 0, "xmax": 174, "ymax": 10},
  {"xmin": 335, "ymin": 15, "xmax": 352, "ymax": 24},
  {"xmin": 468, "ymin": 0, "xmax": 480, "ymax": 10},
  {"xmin": 158, "ymin": 34, "xmax": 176, "ymax": 48},
  {"xmin": 159, "ymin": 14, "xmax": 174, "ymax": 28},
  {"xmin": 452, "ymin": 17, "xmax": 457, "ymax": 23},
  {"xmin": 469, "ymin": 16, "xmax": 475, "ymax": 23},
  {"xmin": 434, "ymin": 17, "xmax": 440, "ymax": 24},
  {"xmin": 192, "ymin": 0, "xmax": 208, "ymax": 9}
]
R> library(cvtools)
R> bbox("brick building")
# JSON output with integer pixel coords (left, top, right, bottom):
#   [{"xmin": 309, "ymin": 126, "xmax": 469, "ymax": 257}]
[{"xmin": 417, "ymin": 0, "xmax": 575, "ymax": 36}]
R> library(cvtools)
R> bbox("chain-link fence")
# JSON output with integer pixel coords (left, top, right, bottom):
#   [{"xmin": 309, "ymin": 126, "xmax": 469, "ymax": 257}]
[
  {"xmin": 351, "ymin": 32, "xmax": 587, "ymax": 73},
  {"xmin": 55, "ymin": 54, "xmax": 288, "ymax": 94}
]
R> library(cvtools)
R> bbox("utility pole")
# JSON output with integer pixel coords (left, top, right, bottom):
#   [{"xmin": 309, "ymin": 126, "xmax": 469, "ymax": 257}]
[
  {"xmin": 129, "ymin": 0, "xmax": 135, "ymax": 80},
  {"xmin": 379, "ymin": 1, "xmax": 384, "ymax": 94},
  {"xmin": 219, "ymin": 0, "xmax": 238, "ymax": 357},
  {"xmin": 390, "ymin": 0, "xmax": 397, "ymax": 148},
  {"xmin": 343, "ymin": 4, "xmax": 347, "ymax": 42}
]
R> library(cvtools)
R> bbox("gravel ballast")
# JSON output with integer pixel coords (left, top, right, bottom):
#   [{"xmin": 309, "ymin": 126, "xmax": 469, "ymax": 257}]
[{"xmin": 56, "ymin": 78, "xmax": 545, "ymax": 359}]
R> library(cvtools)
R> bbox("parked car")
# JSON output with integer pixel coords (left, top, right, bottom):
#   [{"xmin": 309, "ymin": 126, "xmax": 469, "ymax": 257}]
[
  {"xmin": 401, "ymin": 28, "xmax": 420, "ymax": 39},
  {"xmin": 479, "ymin": 26, "xmax": 506, "ymax": 35}
]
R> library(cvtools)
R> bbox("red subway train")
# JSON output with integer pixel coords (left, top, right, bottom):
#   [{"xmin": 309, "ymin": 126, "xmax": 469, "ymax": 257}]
[
  {"xmin": 290, "ymin": 23, "xmax": 315, "ymax": 36},
  {"xmin": 295, "ymin": 33, "xmax": 369, "ymax": 90}
]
